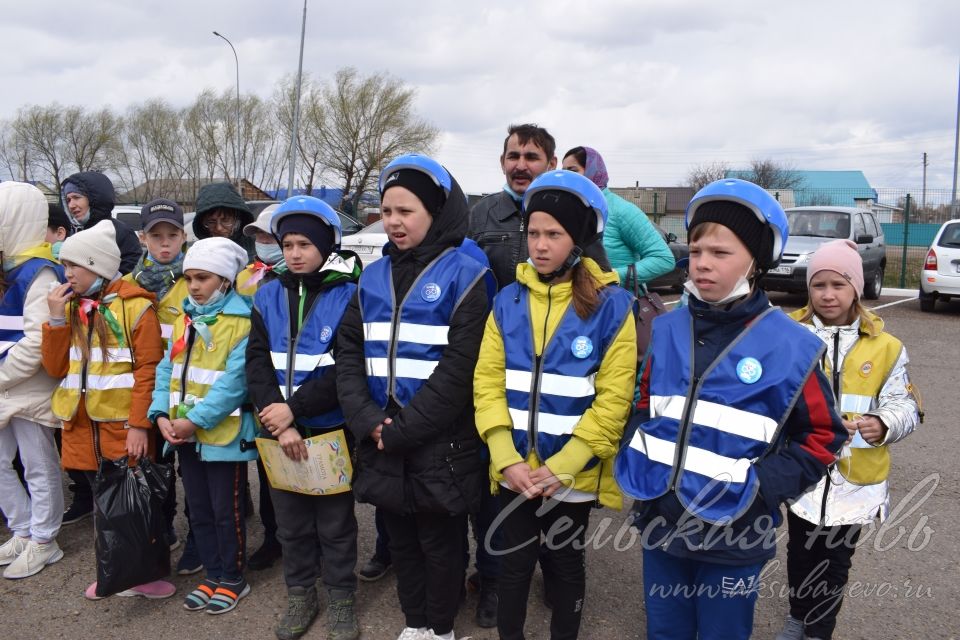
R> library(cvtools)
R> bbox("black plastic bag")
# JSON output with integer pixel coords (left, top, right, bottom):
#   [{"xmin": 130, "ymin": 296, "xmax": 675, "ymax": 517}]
[{"xmin": 93, "ymin": 456, "xmax": 173, "ymax": 597}]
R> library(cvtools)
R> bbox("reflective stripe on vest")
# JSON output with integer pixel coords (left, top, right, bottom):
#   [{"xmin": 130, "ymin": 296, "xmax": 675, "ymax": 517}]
[
  {"xmin": 359, "ymin": 240, "xmax": 490, "ymax": 409},
  {"xmin": 254, "ymin": 278, "xmax": 355, "ymax": 429},
  {"xmin": 495, "ymin": 283, "xmax": 634, "ymax": 465},
  {"xmin": 168, "ymin": 310, "xmax": 249, "ymax": 445},
  {"xmin": 0, "ymin": 259, "xmax": 63, "ymax": 360},
  {"xmin": 51, "ymin": 295, "xmax": 152, "ymax": 422},
  {"xmin": 615, "ymin": 306, "xmax": 824, "ymax": 524}
]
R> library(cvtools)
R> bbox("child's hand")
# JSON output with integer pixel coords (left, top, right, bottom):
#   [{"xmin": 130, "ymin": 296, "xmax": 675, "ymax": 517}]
[
  {"xmin": 278, "ymin": 428, "xmax": 308, "ymax": 461},
  {"xmin": 157, "ymin": 416, "xmax": 185, "ymax": 446},
  {"xmin": 259, "ymin": 403, "xmax": 294, "ymax": 435},
  {"xmin": 841, "ymin": 418, "xmax": 860, "ymax": 443},
  {"xmin": 502, "ymin": 462, "xmax": 541, "ymax": 499},
  {"xmin": 125, "ymin": 427, "xmax": 149, "ymax": 460},
  {"xmin": 171, "ymin": 418, "xmax": 198, "ymax": 440},
  {"xmin": 857, "ymin": 415, "xmax": 887, "ymax": 444},
  {"xmin": 47, "ymin": 282, "xmax": 73, "ymax": 319},
  {"xmin": 529, "ymin": 464, "xmax": 563, "ymax": 498},
  {"xmin": 371, "ymin": 418, "xmax": 392, "ymax": 450}
]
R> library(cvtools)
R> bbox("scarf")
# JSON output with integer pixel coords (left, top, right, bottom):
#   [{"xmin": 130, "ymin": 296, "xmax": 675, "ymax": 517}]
[
  {"xmin": 77, "ymin": 294, "xmax": 126, "ymax": 347},
  {"xmin": 133, "ymin": 253, "xmax": 184, "ymax": 300},
  {"xmin": 245, "ymin": 258, "xmax": 288, "ymax": 288}
]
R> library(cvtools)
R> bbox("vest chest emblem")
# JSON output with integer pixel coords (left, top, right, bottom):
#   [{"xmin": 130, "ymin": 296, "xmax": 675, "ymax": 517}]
[
  {"xmin": 319, "ymin": 325, "xmax": 333, "ymax": 343},
  {"xmin": 736, "ymin": 357, "xmax": 763, "ymax": 384},
  {"xmin": 571, "ymin": 335, "xmax": 593, "ymax": 359},
  {"xmin": 421, "ymin": 283, "xmax": 441, "ymax": 302},
  {"xmin": 860, "ymin": 361, "xmax": 873, "ymax": 377}
]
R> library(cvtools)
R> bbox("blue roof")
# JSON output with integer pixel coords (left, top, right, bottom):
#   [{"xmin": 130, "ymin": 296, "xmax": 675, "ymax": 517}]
[{"xmin": 724, "ymin": 170, "xmax": 877, "ymax": 207}]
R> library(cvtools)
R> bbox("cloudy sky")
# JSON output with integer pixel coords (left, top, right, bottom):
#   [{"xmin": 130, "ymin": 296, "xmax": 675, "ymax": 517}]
[{"xmin": 3, "ymin": 0, "xmax": 959, "ymax": 195}]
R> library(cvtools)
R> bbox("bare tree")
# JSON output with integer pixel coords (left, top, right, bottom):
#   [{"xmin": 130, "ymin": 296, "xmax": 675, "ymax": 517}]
[
  {"xmin": 318, "ymin": 68, "xmax": 439, "ymax": 212},
  {"xmin": 0, "ymin": 119, "xmax": 33, "ymax": 181},
  {"xmin": 746, "ymin": 158, "xmax": 804, "ymax": 190},
  {"xmin": 240, "ymin": 94, "xmax": 284, "ymax": 193},
  {"xmin": 686, "ymin": 161, "xmax": 730, "ymax": 192},
  {"xmin": 13, "ymin": 104, "xmax": 69, "ymax": 189},
  {"xmin": 63, "ymin": 106, "xmax": 121, "ymax": 173},
  {"xmin": 112, "ymin": 99, "xmax": 187, "ymax": 200}
]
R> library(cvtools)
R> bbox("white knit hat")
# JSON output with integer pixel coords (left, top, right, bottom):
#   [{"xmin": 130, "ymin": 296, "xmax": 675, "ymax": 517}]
[
  {"xmin": 59, "ymin": 220, "xmax": 121, "ymax": 279},
  {"xmin": 183, "ymin": 237, "xmax": 249, "ymax": 281}
]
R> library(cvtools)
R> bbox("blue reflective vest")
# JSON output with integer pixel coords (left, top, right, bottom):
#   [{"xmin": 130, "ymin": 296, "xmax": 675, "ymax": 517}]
[
  {"xmin": 254, "ymin": 278, "xmax": 356, "ymax": 429},
  {"xmin": 615, "ymin": 306, "xmax": 824, "ymax": 524},
  {"xmin": 496, "ymin": 283, "xmax": 634, "ymax": 466},
  {"xmin": 359, "ymin": 239, "xmax": 492, "ymax": 408},
  {"xmin": 0, "ymin": 258, "xmax": 64, "ymax": 360}
]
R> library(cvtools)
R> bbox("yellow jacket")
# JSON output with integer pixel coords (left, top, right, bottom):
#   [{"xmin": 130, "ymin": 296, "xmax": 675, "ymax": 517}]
[
  {"xmin": 474, "ymin": 258, "xmax": 636, "ymax": 509},
  {"xmin": 122, "ymin": 273, "xmax": 189, "ymax": 351}
]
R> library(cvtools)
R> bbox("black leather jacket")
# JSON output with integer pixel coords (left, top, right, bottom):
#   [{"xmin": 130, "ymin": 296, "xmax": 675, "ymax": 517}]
[{"xmin": 469, "ymin": 189, "xmax": 611, "ymax": 290}]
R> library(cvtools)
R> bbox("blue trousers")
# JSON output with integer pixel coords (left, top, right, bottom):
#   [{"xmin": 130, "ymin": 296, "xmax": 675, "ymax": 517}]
[
  {"xmin": 643, "ymin": 546, "xmax": 764, "ymax": 640},
  {"xmin": 178, "ymin": 445, "xmax": 247, "ymax": 583}
]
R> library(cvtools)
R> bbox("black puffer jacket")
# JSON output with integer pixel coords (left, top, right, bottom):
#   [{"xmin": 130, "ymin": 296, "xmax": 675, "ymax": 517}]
[
  {"xmin": 337, "ymin": 175, "xmax": 490, "ymax": 516},
  {"xmin": 61, "ymin": 171, "xmax": 142, "ymax": 274},
  {"xmin": 192, "ymin": 182, "xmax": 256, "ymax": 261},
  {"xmin": 469, "ymin": 188, "xmax": 611, "ymax": 290}
]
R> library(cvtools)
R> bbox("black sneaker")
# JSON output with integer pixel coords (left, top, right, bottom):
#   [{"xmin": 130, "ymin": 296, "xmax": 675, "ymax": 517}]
[
  {"xmin": 276, "ymin": 586, "xmax": 319, "ymax": 640},
  {"xmin": 62, "ymin": 500, "xmax": 93, "ymax": 525},
  {"xmin": 357, "ymin": 555, "xmax": 391, "ymax": 582},
  {"xmin": 177, "ymin": 534, "xmax": 204, "ymax": 575},
  {"xmin": 248, "ymin": 539, "xmax": 283, "ymax": 571},
  {"xmin": 326, "ymin": 588, "xmax": 359, "ymax": 640}
]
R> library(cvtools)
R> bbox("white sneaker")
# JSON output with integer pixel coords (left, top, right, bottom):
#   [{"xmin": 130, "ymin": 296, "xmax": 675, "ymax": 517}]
[
  {"xmin": 0, "ymin": 535, "xmax": 30, "ymax": 566},
  {"xmin": 396, "ymin": 628, "xmax": 429, "ymax": 640},
  {"xmin": 3, "ymin": 539, "xmax": 64, "ymax": 579},
  {"xmin": 425, "ymin": 631, "xmax": 455, "ymax": 640}
]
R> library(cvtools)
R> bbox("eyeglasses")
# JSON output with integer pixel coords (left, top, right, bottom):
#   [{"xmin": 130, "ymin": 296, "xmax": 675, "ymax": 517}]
[{"xmin": 202, "ymin": 212, "xmax": 238, "ymax": 232}]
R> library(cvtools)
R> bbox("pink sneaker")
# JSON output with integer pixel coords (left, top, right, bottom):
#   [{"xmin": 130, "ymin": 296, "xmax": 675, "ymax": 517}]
[
  {"xmin": 84, "ymin": 581, "xmax": 106, "ymax": 600},
  {"xmin": 116, "ymin": 580, "xmax": 176, "ymax": 599}
]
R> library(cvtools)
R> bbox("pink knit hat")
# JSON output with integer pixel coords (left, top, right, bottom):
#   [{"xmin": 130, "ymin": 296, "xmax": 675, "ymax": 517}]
[{"xmin": 806, "ymin": 239, "xmax": 864, "ymax": 298}]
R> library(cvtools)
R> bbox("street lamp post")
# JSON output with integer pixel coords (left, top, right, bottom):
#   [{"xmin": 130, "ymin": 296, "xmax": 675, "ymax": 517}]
[
  {"xmin": 287, "ymin": 0, "xmax": 308, "ymax": 198},
  {"xmin": 213, "ymin": 31, "xmax": 242, "ymax": 186}
]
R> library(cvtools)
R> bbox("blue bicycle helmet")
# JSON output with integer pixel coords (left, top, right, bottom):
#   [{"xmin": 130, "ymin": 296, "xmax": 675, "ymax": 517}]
[
  {"xmin": 378, "ymin": 154, "xmax": 453, "ymax": 196},
  {"xmin": 271, "ymin": 195, "xmax": 343, "ymax": 247},
  {"xmin": 685, "ymin": 178, "xmax": 789, "ymax": 268},
  {"xmin": 523, "ymin": 170, "xmax": 608, "ymax": 238}
]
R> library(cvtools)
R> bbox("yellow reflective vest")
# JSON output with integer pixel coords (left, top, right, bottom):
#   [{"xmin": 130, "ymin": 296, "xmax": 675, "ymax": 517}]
[
  {"xmin": 51, "ymin": 295, "xmax": 154, "ymax": 423},
  {"xmin": 790, "ymin": 309, "xmax": 903, "ymax": 485},
  {"xmin": 167, "ymin": 311, "xmax": 250, "ymax": 446},
  {"xmin": 122, "ymin": 274, "xmax": 189, "ymax": 351}
]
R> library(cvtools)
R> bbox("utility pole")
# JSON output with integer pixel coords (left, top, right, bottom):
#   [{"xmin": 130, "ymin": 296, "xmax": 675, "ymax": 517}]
[
  {"xmin": 287, "ymin": 0, "xmax": 308, "ymax": 199},
  {"xmin": 922, "ymin": 152, "xmax": 928, "ymax": 210}
]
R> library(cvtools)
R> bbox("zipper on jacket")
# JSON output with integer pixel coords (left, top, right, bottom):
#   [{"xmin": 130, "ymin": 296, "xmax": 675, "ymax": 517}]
[
  {"xmin": 288, "ymin": 280, "xmax": 325, "ymax": 404},
  {"xmin": 668, "ymin": 374, "xmax": 703, "ymax": 491},
  {"xmin": 528, "ymin": 284, "xmax": 552, "ymax": 463},
  {"xmin": 179, "ymin": 325, "xmax": 197, "ymax": 406},
  {"xmin": 517, "ymin": 214, "xmax": 526, "ymax": 266},
  {"xmin": 80, "ymin": 310, "xmax": 96, "ymax": 395},
  {"xmin": 831, "ymin": 331, "xmax": 841, "ymax": 403}
]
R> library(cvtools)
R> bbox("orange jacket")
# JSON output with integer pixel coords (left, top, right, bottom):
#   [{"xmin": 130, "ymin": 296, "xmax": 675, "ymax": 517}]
[{"xmin": 42, "ymin": 278, "xmax": 163, "ymax": 471}]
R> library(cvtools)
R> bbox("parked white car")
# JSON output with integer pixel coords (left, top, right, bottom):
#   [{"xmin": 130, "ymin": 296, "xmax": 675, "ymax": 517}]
[
  {"xmin": 919, "ymin": 218, "xmax": 960, "ymax": 312},
  {"xmin": 341, "ymin": 220, "xmax": 388, "ymax": 267}
]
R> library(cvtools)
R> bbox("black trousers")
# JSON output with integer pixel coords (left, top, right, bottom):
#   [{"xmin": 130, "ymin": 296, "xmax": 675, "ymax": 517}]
[
  {"xmin": 256, "ymin": 457, "xmax": 278, "ymax": 540},
  {"xmin": 178, "ymin": 445, "xmax": 248, "ymax": 582},
  {"xmin": 786, "ymin": 510, "xmax": 862, "ymax": 640},
  {"xmin": 270, "ymin": 487, "xmax": 358, "ymax": 591},
  {"xmin": 495, "ymin": 488, "xmax": 592, "ymax": 640},
  {"xmin": 382, "ymin": 510, "xmax": 467, "ymax": 635}
]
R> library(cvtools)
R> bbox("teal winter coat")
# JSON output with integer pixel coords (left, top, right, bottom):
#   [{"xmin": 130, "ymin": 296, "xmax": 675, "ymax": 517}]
[{"xmin": 601, "ymin": 188, "xmax": 674, "ymax": 286}]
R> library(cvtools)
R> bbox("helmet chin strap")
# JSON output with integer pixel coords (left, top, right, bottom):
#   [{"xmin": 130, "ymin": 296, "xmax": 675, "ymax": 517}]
[{"xmin": 538, "ymin": 246, "xmax": 583, "ymax": 283}]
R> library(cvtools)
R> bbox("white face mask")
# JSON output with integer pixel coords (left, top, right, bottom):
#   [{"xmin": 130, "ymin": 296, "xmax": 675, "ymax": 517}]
[
  {"xmin": 684, "ymin": 260, "xmax": 755, "ymax": 306},
  {"xmin": 189, "ymin": 282, "xmax": 228, "ymax": 309}
]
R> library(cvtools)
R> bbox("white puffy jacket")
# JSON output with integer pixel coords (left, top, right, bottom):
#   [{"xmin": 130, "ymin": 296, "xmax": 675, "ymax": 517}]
[
  {"xmin": 788, "ymin": 312, "xmax": 920, "ymax": 526},
  {"xmin": 0, "ymin": 182, "xmax": 61, "ymax": 429}
]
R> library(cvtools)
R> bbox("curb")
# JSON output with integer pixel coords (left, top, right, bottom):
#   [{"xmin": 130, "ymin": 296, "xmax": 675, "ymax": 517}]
[{"xmin": 882, "ymin": 288, "xmax": 918, "ymax": 298}]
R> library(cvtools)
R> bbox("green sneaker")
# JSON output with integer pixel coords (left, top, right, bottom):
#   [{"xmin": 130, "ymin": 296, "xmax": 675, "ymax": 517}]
[
  {"xmin": 326, "ymin": 588, "xmax": 359, "ymax": 640},
  {"xmin": 275, "ymin": 586, "xmax": 319, "ymax": 640}
]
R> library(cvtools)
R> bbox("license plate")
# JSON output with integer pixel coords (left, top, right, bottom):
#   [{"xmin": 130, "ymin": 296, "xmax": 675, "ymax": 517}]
[
  {"xmin": 769, "ymin": 265, "xmax": 792, "ymax": 275},
  {"xmin": 350, "ymin": 245, "xmax": 374, "ymax": 254}
]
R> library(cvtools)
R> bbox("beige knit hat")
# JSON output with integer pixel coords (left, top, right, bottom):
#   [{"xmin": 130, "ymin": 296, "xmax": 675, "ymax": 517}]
[{"xmin": 59, "ymin": 220, "xmax": 122, "ymax": 279}]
